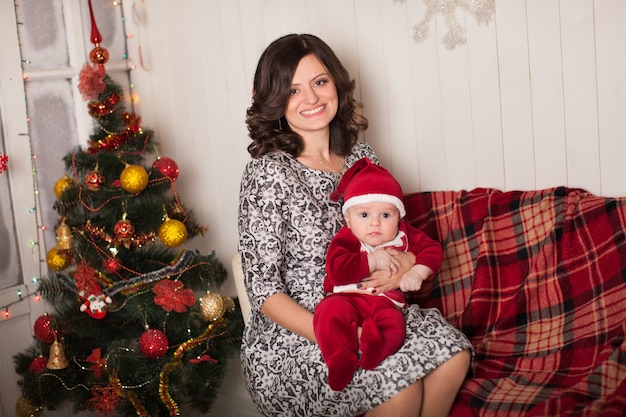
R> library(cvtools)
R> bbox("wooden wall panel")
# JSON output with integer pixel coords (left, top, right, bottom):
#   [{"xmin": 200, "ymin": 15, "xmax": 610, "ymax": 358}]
[
  {"xmin": 595, "ymin": 0, "xmax": 626, "ymax": 197},
  {"xmin": 466, "ymin": 6, "xmax": 505, "ymax": 191},
  {"xmin": 561, "ymin": 0, "xmax": 601, "ymax": 193},
  {"xmin": 405, "ymin": 1, "xmax": 448, "ymax": 192},
  {"xmin": 494, "ymin": 0, "xmax": 536, "ymax": 190},
  {"xmin": 526, "ymin": 0, "xmax": 568, "ymax": 190}
]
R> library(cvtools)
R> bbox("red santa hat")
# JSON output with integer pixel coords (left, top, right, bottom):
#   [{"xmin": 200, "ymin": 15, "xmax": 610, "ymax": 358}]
[{"xmin": 330, "ymin": 157, "xmax": 406, "ymax": 217}]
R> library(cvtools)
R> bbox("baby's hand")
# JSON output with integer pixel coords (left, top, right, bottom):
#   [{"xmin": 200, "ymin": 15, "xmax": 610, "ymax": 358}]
[
  {"xmin": 369, "ymin": 249, "xmax": 400, "ymax": 275},
  {"xmin": 399, "ymin": 269, "xmax": 425, "ymax": 292}
]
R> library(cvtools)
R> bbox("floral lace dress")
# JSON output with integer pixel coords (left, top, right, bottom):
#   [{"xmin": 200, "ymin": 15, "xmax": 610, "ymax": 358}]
[{"xmin": 238, "ymin": 142, "xmax": 472, "ymax": 416}]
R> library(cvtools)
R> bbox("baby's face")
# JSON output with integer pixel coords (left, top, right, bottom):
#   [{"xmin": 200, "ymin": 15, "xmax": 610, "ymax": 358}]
[{"xmin": 344, "ymin": 202, "xmax": 400, "ymax": 247}]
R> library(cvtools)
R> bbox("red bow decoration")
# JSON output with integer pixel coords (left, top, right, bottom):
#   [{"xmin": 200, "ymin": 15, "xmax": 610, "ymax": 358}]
[
  {"xmin": 86, "ymin": 347, "xmax": 107, "ymax": 379},
  {"xmin": 74, "ymin": 260, "xmax": 101, "ymax": 297},
  {"xmin": 153, "ymin": 279, "xmax": 196, "ymax": 313},
  {"xmin": 188, "ymin": 354, "xmax": 219, "ymax": 364},
  {"xmin": 86, "ymin": 383, "xmax": 121, "ymax": 417}
]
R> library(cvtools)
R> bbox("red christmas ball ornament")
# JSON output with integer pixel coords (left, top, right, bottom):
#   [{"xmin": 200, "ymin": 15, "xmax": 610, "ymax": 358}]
[
  {"xmin": 114, "ymin": 217, "xmax": 135, "ymax": 241},
  {"xmin": 103, "ymin": 257, "xmax": 122, "ymax": 274},
  {"xmin": 85, "ymin": 170, "xmax": 105, "ymax": 191},
  {"xmin": 89, "ymin": 45, "xmax": 109, "ymax": 65},
  {"xmin": 138, "ymin": 329, "xmax": 169, "ymax": 359},
  {"xmin": 33, "ymin": 314, "xmax": 57, "ymax": 343},
  {"xmin": 29, "ymin": 356, "xmax": 49, "ymax": 374},
  {"xmin": 152, "ymin": 157, "xmax": 179, "ymax": 182}
]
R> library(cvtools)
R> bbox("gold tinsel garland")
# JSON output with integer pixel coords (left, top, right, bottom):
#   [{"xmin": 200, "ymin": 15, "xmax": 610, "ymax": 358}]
[{"xmin": 158, "ymin": 318, "xmax": 226, "ymax": 416}]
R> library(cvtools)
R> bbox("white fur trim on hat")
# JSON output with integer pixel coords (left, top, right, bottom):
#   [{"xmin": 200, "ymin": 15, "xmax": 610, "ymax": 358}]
[{"xmin": 342, "ymin": 193, "xmax": 406, "ymax": 217}]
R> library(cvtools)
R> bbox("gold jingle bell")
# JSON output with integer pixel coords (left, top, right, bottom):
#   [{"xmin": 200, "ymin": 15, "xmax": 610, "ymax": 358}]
[
  {"xmin": 47, "ymin": 339, "xmax": 69, "ymax": 370},
  {"xmin": 55, "ymin": 219, "xmax": 72, "ymax": 250},
  {"xmin": 200, "ymin": 292, "xmax": 235, "ymax": 321}
]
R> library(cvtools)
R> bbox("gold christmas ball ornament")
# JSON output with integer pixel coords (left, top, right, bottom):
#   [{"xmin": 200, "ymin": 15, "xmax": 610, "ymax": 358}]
[
  {"xmin": 46, "ymin": 247, "xmax": 70, "ymax": 271},
  {"xmin": 15, "ymin": 396, "xmax": 42, "ymax": 417},
  {"xmin": 120, "ymin": 164, "xmax": 149, "ymax": 193},
  {"xmin": 158, "ymin": 218, "xmax": 187, "ymax": 248},
  {"xmin": 200, "ymin": 292, "xmax": 235, "ymax": 321},
  {"xmin": 53, "ymin": 176, "xmax": 74, "ymax": 198}
]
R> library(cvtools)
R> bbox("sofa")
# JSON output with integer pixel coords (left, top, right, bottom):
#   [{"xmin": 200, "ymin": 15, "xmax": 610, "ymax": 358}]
[{"xmin": 403, "ymin": 187, "xmax": 626, "ymax": 416}]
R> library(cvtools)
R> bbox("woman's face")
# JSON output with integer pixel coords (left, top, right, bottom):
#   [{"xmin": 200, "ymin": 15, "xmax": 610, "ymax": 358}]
[{"xmin": 284, "ymin": 54, "xmax": 338, "ymax": 138}]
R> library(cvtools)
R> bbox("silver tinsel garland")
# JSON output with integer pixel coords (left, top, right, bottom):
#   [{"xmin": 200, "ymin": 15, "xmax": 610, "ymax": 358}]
[{"xmin": 395, "ymin": 0, "xmax": 496, "ymax": 49}]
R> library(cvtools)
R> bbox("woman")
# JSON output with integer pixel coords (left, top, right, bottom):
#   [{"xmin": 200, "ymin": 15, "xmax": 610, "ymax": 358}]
[{"xmin": 238, "ymin": 33, "xmax": 472, "ymax": 417}]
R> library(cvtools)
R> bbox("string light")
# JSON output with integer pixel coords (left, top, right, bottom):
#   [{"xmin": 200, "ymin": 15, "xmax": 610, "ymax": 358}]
[{"xmin": 0, "ymin": 286, "xmax": 41, "ymax": 320}]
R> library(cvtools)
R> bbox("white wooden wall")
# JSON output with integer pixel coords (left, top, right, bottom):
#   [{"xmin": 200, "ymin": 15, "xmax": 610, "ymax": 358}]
[
  {"xmin": 125, "ymin": 0, "xmax": 626, "ymax": 288},
  {"xmin": 122, "ymin": 2, "xmax": 626, "ymax": 409}
]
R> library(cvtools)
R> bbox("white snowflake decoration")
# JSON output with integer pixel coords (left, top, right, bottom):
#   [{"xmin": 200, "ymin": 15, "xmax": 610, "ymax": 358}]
[{"xmin": 395, "ymin": 0, "xmax": 496, "ymax": 49}]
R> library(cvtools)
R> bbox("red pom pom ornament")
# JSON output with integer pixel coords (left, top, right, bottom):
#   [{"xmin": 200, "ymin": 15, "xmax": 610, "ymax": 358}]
[{"xmin": 34, "ymin": 314, "xmax": 57, "ymax": 343}]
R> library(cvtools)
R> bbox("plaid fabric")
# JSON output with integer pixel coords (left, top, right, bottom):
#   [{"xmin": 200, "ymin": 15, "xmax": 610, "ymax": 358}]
[{"xmin": 403, "ymin": 187, "xmax": 626, "ymax": 417}]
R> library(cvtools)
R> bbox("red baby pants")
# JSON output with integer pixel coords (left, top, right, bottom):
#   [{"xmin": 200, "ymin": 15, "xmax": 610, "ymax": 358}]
[{"xmin": 313, "ymin": 293, "xmax": 405, "ymax": 391}]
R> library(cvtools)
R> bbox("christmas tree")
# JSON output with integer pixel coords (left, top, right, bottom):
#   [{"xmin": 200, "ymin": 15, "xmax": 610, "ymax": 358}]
[{"xmin": 13, "ymin": 6, "xmax": 243, "ymax": 417}]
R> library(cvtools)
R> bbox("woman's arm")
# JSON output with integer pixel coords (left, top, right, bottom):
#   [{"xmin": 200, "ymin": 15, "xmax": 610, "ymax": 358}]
[
  {"xmin": 261, "ymin": 293, "xmax": 317, "ymax": 343},
  {"xmin": 362, "ymin": 249, "xmax": 416, "ymax": 293}
]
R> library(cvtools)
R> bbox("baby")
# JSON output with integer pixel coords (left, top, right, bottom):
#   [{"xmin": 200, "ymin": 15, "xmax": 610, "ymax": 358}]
[{"xmin": 313, "ymin": 157, "xmax": 443, "ymax": 391}]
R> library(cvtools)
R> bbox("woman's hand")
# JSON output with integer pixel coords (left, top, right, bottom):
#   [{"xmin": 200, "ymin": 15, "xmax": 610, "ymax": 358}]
[{"xmin": 361, "ymin": 249, "xmax": 416, "ymax": 294}]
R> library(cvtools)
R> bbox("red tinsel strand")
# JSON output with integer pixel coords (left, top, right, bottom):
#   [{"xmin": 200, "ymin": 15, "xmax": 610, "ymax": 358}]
[{"xmin": 87, "ymin": 0, "xmax": 103, "ymax": 45}]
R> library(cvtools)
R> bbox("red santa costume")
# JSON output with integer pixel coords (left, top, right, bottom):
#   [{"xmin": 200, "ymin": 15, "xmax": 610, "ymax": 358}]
[{"xmin": 313, "ymin": 158, "xmax": 443, "ymax": 391}]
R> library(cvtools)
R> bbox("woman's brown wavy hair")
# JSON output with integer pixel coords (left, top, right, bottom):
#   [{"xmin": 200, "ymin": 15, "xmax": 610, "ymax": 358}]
[{"xmin": 246, "ymin": 34, "xmax": 368, "ymax": 158}]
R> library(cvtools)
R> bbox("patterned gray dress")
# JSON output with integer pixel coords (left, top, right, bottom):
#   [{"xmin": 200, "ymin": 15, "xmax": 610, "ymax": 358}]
[{"xmin": 238, "ymin": 142, "xmax": 472, "ymax": 416}]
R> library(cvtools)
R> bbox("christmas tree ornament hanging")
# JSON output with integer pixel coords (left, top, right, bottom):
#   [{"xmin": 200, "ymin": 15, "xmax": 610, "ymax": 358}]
[
  {"xmin": 199, "ymin": 292, "xmax": 235, "ymax": 321},
  {"xmin": 158, "ymin": 217, "xmax": 187, "ymax": 248},
  {"xmin": 28, "ymin": 356, "xmax": 49, "ymax": 375},
  {"xmin": 46, "ymin": 247, "xmax": 70, "ymax": 271},
  {"xmin": 120, "ymin": 164, "xmax": 149, "ymax": 193},
  {"xmin": 138, "ymin": 329, "xmax": 169, "ymax": 359},
  {"xmin": 15, "ymin": 396, "xmax": 42, "ymax": 417},
  {"xmin": 53, "ymin": 176, "xmax": 74, "ymax": 198},
  {"xmin": 47, "ymin": 339, "xmax": 70, "ymax": 369},
  {"xmin": 103, "ymin": 256, "xmax": 122, "ymax": 274},
  {"xmin": 86, "ymin": 0, "xmax": 109, "ymax": 65},
  {"xmin": 113, "ymin": 213, "xmax": 135, "ymax": 243},
  {"xmin": 85, "ymin": 169, "xmax": 105, "ymax": 191},
  {"xmin": 153, "ymin": 156, "xmax": 179, "ymax": 182},
  {"xmin": 55, "ymin": 218, "xmax": 72, "ymax": 250},
  {"xmin": 33, "ymin": 314, "xmax": 57, "ymax": 343}
]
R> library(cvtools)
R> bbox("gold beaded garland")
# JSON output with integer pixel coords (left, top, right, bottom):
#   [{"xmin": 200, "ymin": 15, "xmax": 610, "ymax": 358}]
[
  {"xmin": 120, "ymin": 164, "xmax": 149, "ymax": 193},
  {"xmin": 158, "ymin": 218, "xmax": 187, "ymax": 248}
]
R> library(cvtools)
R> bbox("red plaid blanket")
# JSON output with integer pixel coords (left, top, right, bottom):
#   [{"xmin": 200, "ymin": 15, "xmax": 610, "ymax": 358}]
[{"xmin": 404, "ymin": 187, "xmax": 626, "ymax": 417}]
